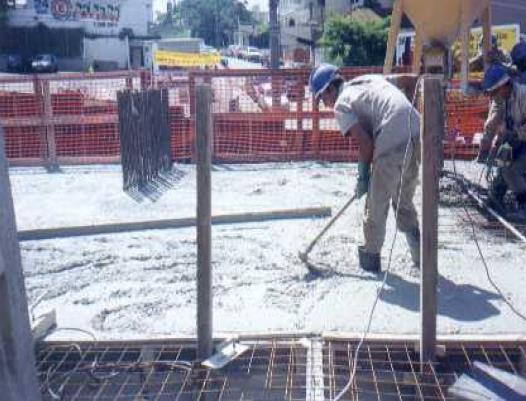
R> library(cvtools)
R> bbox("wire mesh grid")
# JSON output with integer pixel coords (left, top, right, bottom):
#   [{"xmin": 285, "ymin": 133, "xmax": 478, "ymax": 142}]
[
  {"xmin": 36, "ymin": 339, "xmax": 526, "ymax": 401},
  {"xmin": 438, "ymin": 165, "xmax": 526, "ymax": 239},
  {"xmin": 323, "ymin": 340, "xmax": 526, "ymax": 401},
  {"xmin": 37, "ymin": 340, "xmax": 308, "ymax": 401}
]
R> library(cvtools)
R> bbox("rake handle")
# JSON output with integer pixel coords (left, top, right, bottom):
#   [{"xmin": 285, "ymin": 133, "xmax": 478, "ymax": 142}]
[{"xmin": 302, "ymin": 194, "xmax": 359, "ymax": 257}]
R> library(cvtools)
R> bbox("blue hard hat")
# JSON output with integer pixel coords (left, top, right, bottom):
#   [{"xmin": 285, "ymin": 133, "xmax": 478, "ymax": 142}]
[
  {"xmin": 511, "ymin": 42, "xmax": 526, "ymax": 65},
  {"xmin": 483, "ymin": 63, "xmax": 511, "ymax": 92},
  {"xmin": 309, "ymin": 64, "xmax": 340, "ymax": 99}
]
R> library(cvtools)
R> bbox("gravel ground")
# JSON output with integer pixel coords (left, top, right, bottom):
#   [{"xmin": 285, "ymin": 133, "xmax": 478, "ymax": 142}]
[{"xmin": 9, "ymin": 161, "xmax": 526, "ymax": 340}]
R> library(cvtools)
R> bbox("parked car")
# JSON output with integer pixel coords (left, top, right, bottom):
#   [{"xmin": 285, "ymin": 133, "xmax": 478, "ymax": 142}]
[
  {"xmin": 201, "ymin": 45, "xmax": 218, "ymax": 55},
  {"xmin": 243, "ymin": 47, "xmax": 263, "ymax": 63},
  {"xmin": 31, "ymin": 54, "xmax": 59, "ymax": 73},
  {"xmin": 7, "ymin": 54, "xmax": 29, "ymax": 73}
]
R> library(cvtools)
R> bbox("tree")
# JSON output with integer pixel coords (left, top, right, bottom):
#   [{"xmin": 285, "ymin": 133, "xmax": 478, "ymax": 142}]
[
  {"xmin": 180, "ymin": 0, "xmax": 253, "ymax": 47},
  {"xmin": 320, "ymin": 14, "xmax": 390, "ymax": 67}
]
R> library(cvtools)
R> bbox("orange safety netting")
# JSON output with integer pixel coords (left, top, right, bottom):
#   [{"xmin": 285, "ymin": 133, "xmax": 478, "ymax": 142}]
[{"xmin": 0, "ymin": 68, "xmax": 488, "ymax": 166}]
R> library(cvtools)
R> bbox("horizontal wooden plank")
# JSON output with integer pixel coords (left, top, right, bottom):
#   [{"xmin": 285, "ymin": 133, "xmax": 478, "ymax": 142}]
[
  {"xmin": 18, "ymin": 207, "xmax": 332, "ymax": 241},
  {"xmin": 0, "ymin": 113, "xmax": 118, "ymax": 128}
]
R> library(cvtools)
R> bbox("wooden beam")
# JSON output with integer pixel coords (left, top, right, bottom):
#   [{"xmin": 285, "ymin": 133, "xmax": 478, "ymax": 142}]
[
  {"xmin": 18, "ymin": 207, "xmax": 332, "ymax": 241},
  {"xmin": 0, "ymin": 114, "xmax": 118, "ymax": 129},
  {"xmin": 481, "ymin": 6, "xmax": 493, "ymax": 72},
  {"xmin": 384, "ymin": 0, "xmax": 403, "ymax": 74},
  {"xmin": 41, "ymin": 80, "xmax": 57, "ymax": 168},
  {"xmin": 412, "ymin": 30, "xmax": 423, "ymax": 75},
  {"xmin": 196, "ymin": 84, "xmax": 213, "ymax": 360},
  {"xmin": 460, "ymin": 24, "xmax": 470, "ymax": 92},
  {"xmin": 420, "ymin": 77, "xmax": 442, "ymax": 366},
  {"xmin": 0, "ymin": 130, "xmax": 42, "ymax": 401}
]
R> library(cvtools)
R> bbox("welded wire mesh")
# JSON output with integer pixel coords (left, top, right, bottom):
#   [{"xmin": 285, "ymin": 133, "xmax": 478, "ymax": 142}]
[
  {"xmin": 36, "ymin": 339, "xmax": 526, "ymax": 401},
  {"xmin": 324, "ymin": 339, "xmax": 526, "ymax": 401},
  {"xmin": 37, "ymin": 340, "xmax": 308, "ymax": 401}
]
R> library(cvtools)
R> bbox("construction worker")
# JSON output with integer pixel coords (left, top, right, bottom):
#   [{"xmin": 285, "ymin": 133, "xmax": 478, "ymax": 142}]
[
  {"xmin": 477, "ymin": 42, "xmax": 526, "ymax": 164},
  {"xmin": 480, "ymin": 64, "xmax": 526, "ymax": 221},
  {"xmin": 309, "ymin": 64, "xmax": 421, "ymax": 273}
]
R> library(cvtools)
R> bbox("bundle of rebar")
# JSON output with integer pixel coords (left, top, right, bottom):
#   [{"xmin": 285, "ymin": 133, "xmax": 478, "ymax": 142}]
[{"xmin": 117, "ymin": 89, "xmax": 172, "ymax": 194}]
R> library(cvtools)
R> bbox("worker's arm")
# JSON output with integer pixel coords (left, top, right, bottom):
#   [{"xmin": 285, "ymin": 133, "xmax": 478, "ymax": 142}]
[
  {"xmin": 348, "ymin": 123, "xmax": 374, "ymax": 164},
  {"xmin": 344, "ymin": 122, "xmax": 374, "ymax": 198}
]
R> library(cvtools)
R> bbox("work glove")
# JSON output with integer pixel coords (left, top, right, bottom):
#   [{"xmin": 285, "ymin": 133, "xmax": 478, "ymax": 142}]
[
  {"xmin": 495, "ymin": 142, "xmax": 514, "ymax": 167},
  {"xmin": 355, "ymin": 161, "xmax": 370, "ymax": 198}
]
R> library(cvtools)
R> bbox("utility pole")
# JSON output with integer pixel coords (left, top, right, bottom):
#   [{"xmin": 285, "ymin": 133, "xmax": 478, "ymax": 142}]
[
  {"xmin": 269, "ymin": 0, "xmax": 280, "ymax": 70},
  {"xmin": 269, "ymin": 0, "xmax": 281, "ymax": 108},
  {"xmin": 215, "ymin": 0, "xmax": 221, "ymax": 48}
]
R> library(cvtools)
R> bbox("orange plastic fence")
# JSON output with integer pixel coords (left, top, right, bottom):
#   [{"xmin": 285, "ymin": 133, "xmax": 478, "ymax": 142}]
[{"xmin": 0, "ymin": 68, "xmax": 487, "ymax": 166}]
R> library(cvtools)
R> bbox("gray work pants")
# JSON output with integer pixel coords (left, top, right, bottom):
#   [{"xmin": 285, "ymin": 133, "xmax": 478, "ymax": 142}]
[{"xmin": 363, "ymin": 139, "xmax": 420, "ymax": 254}]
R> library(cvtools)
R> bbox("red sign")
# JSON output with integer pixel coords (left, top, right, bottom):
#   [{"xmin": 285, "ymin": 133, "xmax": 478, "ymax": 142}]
[{"xmin": 51, "ymin": 0, "xmax": 72, "ymax": 20}]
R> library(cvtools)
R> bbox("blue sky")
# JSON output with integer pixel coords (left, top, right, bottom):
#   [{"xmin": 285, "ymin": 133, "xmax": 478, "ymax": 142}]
[{"xmin": 153, "ymin": 0, "xmax": 269, "ymax": 14}]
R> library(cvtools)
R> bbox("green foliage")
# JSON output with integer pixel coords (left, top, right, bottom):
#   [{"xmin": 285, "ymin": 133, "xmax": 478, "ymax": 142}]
[
  {"xmin": 180, "ymin": 0, "xmax": 253, "ymax": 47},
  {"xmin": 320, "ymin": 14, "xmax": 390, "ymax": 67}
]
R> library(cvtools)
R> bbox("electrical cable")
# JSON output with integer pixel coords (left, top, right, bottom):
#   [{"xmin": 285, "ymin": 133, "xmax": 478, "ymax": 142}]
[
  {"xmin": 41, "ymin": 326, "xmax": 194, "ymax": 400},
  {"xmin": 332, "ymin": 74, "xmax": 424, "ymax": 401},
  {"xmin": 450, "ymin": 156, "xmax": 526, "ymax": 323}
]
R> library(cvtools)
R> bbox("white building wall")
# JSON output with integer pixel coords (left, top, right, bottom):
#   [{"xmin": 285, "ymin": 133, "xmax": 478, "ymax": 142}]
[
  {"xmin": 8, "ymin": 0, "xmax": 152, "ymax": 36},
  {"xmin": 84, "ymin": 37, "xmax": 129, "ymax": 69}
]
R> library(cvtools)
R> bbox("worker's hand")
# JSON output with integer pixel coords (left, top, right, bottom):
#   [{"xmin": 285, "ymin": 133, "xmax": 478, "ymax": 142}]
[
  {"xmin": 355, "ymin": 161, "xmax": 370, "ymax": 198},
  {"xmin": 496, "ymin": 142, "xmax": 514, "ymax": 167},
  {"xmin": 476, "ymin": 137, "xmax": 492, "ymax": 164}
]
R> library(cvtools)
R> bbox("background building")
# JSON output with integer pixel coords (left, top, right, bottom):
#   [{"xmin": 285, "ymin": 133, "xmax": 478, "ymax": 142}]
[{"xmin": 1, "ymin": 0, "xmax": 154, "ymax": 71}]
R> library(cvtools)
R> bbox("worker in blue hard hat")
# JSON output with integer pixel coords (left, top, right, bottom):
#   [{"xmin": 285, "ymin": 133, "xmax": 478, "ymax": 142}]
[
  {"xmin": 469, "ymin": 35, "xmax": 509, "ymax": 73},
  {"xmin": 479, "ymin": 63, "xmax": 526, "ymax": 220},
  {"xmin": 309, "ymin": 64, "xmax": 421, "ymax": 272},
  {"xmin": 479, "ymin": 42, "xmax": 526, "ymax": 167},
  {"xmin": 510, "ymin": 41, "xmax": 526, "ymax": 84}
]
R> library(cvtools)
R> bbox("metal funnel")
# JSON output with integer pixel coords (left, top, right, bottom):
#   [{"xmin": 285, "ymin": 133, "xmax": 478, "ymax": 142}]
[{"xmin": 403, "ymin": 0, "xmax": 490, "ymax": 48}]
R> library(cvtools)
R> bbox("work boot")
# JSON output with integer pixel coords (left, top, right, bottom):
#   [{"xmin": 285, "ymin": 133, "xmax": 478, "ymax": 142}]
[
  {"xmin": 506, "ymin": 192, "xmax": 526, "ymax": 222},
  {"xmin": 404, "ymin": 227, "xmax": 420, "ymax": 267},
  {"xmin": 358, "ymin": 246, "xmax": 381, "ymax": 273}
]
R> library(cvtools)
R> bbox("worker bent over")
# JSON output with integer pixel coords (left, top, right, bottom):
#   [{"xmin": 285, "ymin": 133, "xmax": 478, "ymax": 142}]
[
  {"xmin": 479, "ymin": 42, "xmax": 526, "ymax": 166},
  {"xmin": 479, "ymin": 63, "xmax": 526, "ymax": 221},
  {"xmin": 309, "ymin": 64, "xmax": 421, "ymax": 273}
]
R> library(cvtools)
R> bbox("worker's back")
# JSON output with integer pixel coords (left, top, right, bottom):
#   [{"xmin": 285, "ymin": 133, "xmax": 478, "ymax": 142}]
[{"xmin": 335, "ymin": 75, "xmax": 420, "ymax": 158}]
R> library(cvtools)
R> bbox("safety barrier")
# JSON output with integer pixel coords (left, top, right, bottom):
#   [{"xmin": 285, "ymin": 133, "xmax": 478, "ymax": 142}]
[{"xmin": 0, "ymin": 68, "xmax": 488, "ymax": 166}]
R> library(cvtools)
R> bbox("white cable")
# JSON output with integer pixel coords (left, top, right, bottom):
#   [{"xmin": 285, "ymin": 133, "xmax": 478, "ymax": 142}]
[
  {"xmin": 333, "ymin": 75, "xmax": 424, "ymax": 400},
  {"xmin": 450, "ymin": 158, "xmax": 526, "ymax": 323}
]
